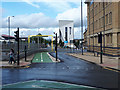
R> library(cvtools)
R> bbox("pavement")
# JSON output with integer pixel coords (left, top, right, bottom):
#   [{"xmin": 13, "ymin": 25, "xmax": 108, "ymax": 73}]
[
  {"xmin": 67, "ymin": 52, "xmax": 120, "ymax": 71},
  {"xmin": 0, "ymin": 54, "xmax": 34, "ymax": 68}
]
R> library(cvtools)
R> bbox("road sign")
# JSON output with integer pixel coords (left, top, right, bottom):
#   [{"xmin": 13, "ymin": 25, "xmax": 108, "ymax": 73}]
[{"xmin": 64, "ymin": 41, "xmax": 68, "ymax": 43}]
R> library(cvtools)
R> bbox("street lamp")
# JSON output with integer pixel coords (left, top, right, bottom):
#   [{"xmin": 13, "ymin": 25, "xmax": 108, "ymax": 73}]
[
  {"xmin": 8, "ymin": 16, "xmax": 14, "ymax": 44},
  {"xmin": 81, "ymin": 0, "xmax": 83, "ymax": 55},
  {"xmin": 54, "ymin": 32, "xmax": 57, "ymax": 61}
]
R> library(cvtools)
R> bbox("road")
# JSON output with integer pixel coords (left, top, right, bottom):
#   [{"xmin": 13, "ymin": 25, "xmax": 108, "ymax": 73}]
[{"xmin": 2, "ymin": 49, "xmax": 120, "ymax": 89}]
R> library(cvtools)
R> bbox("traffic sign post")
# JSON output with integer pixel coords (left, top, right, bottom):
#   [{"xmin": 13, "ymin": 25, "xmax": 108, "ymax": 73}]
[
  {"xmin": 55, "ymin": 33, "xmax": 57, "ymax": 61},
  {"xmin": 25, "ymin": 46, "xmax": 27, "ymax": 62},
  {"xmin": 98, "ymin": 32, "xmax": 103, "ymax": 64}
]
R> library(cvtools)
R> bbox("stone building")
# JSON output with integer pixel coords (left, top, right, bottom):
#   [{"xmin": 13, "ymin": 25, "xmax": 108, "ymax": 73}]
[{"xmin": 85, "ymin": 1, "xmax": 120, "ymax": 57}]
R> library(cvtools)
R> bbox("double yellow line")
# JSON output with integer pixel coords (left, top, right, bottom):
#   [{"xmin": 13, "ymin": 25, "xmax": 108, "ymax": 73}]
[{"xmin": 103, "ymin": 67, "xmax": 120, "ymax": 73}]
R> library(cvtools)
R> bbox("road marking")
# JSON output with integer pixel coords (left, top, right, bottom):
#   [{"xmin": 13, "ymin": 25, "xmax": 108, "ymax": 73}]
[
  {"xmin": 41, "ymin": 80, "xmax": 98, "ymax": 89},
  {"xmin": 103, "ymin": 67, "xmax": 120, "ymax": 73},
  {"xmin": 41, "ymin": 53, "xmax": 43, "ymax": 62},
  {"xmin": 24, "ymin": 66, "xmax": 30, "ymax": 68},
  {"xmin": 3, "ymin": 80, "xmax": 37, "ymax": 86}
]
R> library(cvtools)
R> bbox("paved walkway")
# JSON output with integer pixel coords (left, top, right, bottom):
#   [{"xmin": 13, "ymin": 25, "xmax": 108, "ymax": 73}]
[
  {"xmin": 0, "ymin": 54, "xmax": 34, "ymax": 68},
  {"xmin": 67, "ymin": 52, "xmax": 120, "ymax": 70}
]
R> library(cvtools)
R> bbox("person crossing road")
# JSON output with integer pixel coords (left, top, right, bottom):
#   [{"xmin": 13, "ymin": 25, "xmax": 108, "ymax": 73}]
[{"xmin": 9, "ymin": 48, "xmax": 16, "ymax": 64}]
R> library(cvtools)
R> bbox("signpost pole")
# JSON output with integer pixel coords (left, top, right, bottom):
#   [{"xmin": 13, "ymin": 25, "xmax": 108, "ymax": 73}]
[
  {"xmin": 98, "ymin": 32, "xmax": 103, "ymax": 64},
  {"xmin": 56, "ymin": 33, "xmax": 57, "ymax": 61}
]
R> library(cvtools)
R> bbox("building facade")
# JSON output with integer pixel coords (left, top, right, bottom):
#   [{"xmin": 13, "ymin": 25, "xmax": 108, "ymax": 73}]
[
  {"xmin": 85, "ymin": 1, "xmax": 120, "ymax": 57},
  {"xmin": 59, "ymin": 20, "xmax": 74, "ymax": 47},
  {"xmin": 83, "ymin": 29, "xmax": 87, "ymax": 48}
]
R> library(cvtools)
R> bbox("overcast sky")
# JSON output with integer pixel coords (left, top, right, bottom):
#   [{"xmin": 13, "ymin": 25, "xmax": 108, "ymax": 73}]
[{"xmin": 0, "ymin": 0, "xmax": 87, "ymax": 39}]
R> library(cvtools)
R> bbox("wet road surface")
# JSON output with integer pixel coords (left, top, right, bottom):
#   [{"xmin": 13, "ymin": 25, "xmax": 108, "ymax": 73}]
[{"xmin": 2, "ymin": 51, "xmax": 120, "ymax": 89}]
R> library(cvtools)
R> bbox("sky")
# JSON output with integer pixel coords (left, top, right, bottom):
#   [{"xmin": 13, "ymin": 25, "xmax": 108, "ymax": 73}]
[{"xmin": 0, "ymin": 0, "xmax": 87, "ymax": 39}]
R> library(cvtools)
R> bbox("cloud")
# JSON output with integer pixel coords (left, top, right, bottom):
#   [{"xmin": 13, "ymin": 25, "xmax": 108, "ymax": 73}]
[
  {"xmin": 22, "ymin": 0, "xmax": 40, "ymax": 8},
  {"xmin": 56, "ymin": 5, "xmax": 87, "ymax": 27},
  {"xmin": 1, "ymin": 27, "xmax": 58, "ymax": 37},
  {"xmin": 43, "ymin": 2, "xmax": 72, "ymax": 12},
  {"xmin": 2, "ymin": 13, "xmax": 57, "ymax": 28}
]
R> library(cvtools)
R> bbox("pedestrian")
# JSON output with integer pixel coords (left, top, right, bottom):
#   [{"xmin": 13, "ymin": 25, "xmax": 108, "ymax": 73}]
[{"xmin": 9, "ymin": 48, "xmax": 16, "ymax": 64}]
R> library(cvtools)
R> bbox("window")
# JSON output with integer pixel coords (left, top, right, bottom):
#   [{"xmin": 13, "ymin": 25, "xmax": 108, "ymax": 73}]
[
  {"xmin": 96, "ymin": 20, "xmax": 98, "ymax": 29},
  {"xmin": 99, "ymin": 3, "xmax": 100, "ymax": 11},
  {"xmin": 99, "ymin": 18, "xmax": 101, "ymax": 28},
  {"xmin": 90, "ymin": 37, "xmax": 93, "ymax": 45},
  {"xmin": 109, "ymin": 12, "xmax": 112, "ymax": 24},
  {"xmin": 118, "ymin": 33, "xmax": 120, "ymax": 46},
  {"xmin": 106, "ymin": 34, "xmax": 109, "ymax": 43},
  {"xmin": 101, "ymin": 2, "xmax": 103, "ymax": 10},
  {"xmin": 106, "ymin": 14, "xmax": 108, "ymax": 25},
  {"xmin": 106, "ymin": 2, "xmax": 108, "ymax": 6},
  {"xmin": 65, "ymin": 27, "xmax": 68, "ymax": 41},
  {"xmin": 95, "ymin": 5, "xmax": 97, "ymax": 15},
  {"xmin": 106, "ymin": 34, "xmax": 112, "ymax": 45},
  {"xmin": 96, "ymin": 5, "xmax": 98, "ymax": 14},
  {"xmin": 102, "ymin": 16, "xmax": 104, "ymax": 27},
  {"xmin": 94, "ymin": 21, "xmax": 96, "ymax": 29},
  {"xmin": 100, "ymin": 18, "xmax": 101, "ymax": 28},
  {"xmin": 109, "ymin": 34, "xmax": 112, "ymax": 44},
  {"xmin": 69, "ymin": 27, "xmax": 71, "ymax": 35},
  {"xmin": 95, "ymin": 36, "xmax": 97, "ymax": 45}
]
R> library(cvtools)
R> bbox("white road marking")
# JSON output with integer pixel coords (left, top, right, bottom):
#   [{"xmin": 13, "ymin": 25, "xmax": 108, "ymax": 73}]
[
  {"xmin": 3, "ymin": 80, "xmax": 37, "ymax": 86},
  {"xmin": 41, "ymin": 53, "xmax": 43, "ymax": 62}
]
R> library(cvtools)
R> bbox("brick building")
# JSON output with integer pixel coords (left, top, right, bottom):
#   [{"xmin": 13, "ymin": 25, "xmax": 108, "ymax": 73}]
[{"xmin": 85, "ymin": 1, "xmax": 120, "ymax": 57}]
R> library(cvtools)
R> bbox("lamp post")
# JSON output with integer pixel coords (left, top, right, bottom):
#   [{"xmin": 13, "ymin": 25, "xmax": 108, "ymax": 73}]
[
  {"xmin": 81, "ymin": 0, "xmax": 83, "ymax": 55},
  {"xmin": 54, "ymin": 32, "xmax": 57, "ymax": 61},
  {"xmin": 8, "ymin": 16, "xmax": 14, "ymax": 44}
]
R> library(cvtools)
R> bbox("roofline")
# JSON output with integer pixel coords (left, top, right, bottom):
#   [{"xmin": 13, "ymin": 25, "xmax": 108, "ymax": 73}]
[{"xmin": 59, "ymin": 20, "xmax": 74, "ymax": 22}]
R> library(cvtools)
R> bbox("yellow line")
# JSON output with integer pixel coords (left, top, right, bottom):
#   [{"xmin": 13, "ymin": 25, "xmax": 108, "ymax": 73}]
[
  {"xmin": 103, "ymin": 67, "xmax": 120, "ymax": 73},
  {"xmin": 23, "ymin": 66, "xmax": 30, "ymax": 68}
]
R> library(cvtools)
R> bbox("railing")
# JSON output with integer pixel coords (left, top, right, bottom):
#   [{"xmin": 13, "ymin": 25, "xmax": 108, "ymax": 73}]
[{"xmin": 87, "ymin": 45, "xmax": 120, "ymax": 57}]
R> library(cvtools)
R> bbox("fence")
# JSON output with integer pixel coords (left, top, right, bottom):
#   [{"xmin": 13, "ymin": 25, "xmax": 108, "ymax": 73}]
[{"xmin": 1, "ymin": 42, "xmax": 49, "ymax": 61}]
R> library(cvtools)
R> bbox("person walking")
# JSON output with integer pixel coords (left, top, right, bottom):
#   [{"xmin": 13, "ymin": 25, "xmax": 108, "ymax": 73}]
[{"xmin": 9, "ymin": 48, "xmax": 16, "ymax": 64}]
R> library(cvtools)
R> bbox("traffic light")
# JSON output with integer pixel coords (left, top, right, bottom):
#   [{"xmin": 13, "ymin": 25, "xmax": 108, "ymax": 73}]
[
  {"xmin": 98, "ymin": 32, "xmax": 102, "ymax": 43},
  {"xmin": 14, "ymin": 28, "xmax": 19, "ymax": 42}
]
